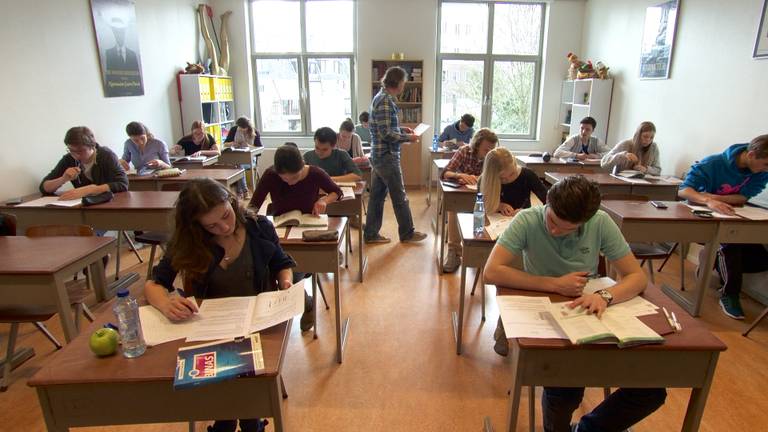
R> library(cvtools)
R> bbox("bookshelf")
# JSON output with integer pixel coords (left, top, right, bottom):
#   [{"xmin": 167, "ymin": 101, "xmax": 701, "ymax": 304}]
[
  {"xmin": 178, "ymin": 74, "xmax": 235, "ymax": 145},
  {"xmin": 371, "ymin": 59, "xmax": 423, "ymax": 186},
  {"xmin": 558, "ymin": 79, "xmax": 613, "ymax": 144}
]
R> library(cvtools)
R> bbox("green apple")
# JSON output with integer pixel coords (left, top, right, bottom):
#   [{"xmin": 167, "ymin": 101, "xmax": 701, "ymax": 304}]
[{"xmin": 89, "ymin": 328, "xmax": 119, "ymax": 357}]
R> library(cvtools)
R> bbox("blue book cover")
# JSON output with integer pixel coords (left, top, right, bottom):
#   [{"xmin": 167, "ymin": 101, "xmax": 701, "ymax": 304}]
[{"xmin": 174, "ymin": 333, "xmax": 265, "ymax": 390}]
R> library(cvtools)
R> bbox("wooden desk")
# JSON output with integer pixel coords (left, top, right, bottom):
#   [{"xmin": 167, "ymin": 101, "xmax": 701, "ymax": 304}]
[
  {"xmin": 0, "ymin": 236, "xmax": 112, "ymax": 342},
  {"xmin": 28, "ymin": 306, "xmax": 290, "ymax": 431},
  {"xmin": 327, "ymin": 182, "xmax": 367, "ymax": 282},
  {"xmin": 601, "ymin": 200, "xmax": 729, "ymax": 317},
  {"xmin": 278, "ymin": 217, "xmax": 349, "ymax": 364},
  {"xmin": 545, "ymin": 172, "xmax": 679, "ymax": 201},
  {"xmin": 494, "ymin": 284, "xmax": 726, "ymax": 432},
  {"xmin": 437, "ymin": 182, "xmax": 476, "ymax": 273},
  {"xmin": 170, "ymin": 155, "xmax": 219, "ymax": 168},
  {"xmin": 453, "ymin": 213, "xmax": 495, "ymax": 354},
  {"xmin": 128, "ymin": 168, "xmax": 245, "ymax": 192},
  {"xmin": 427, "ymin": 149, "xmax": 455, "ymax": 205},
  {"xmin": 218, "ymin": 147, "xmax": 264, "ymax": 190},
  {"xmin": 428, "ymin": 159, "xmax": 450, "ymax": 210},
  {"xmin": 516, "ymin": 156, "xmax": 604, "ymax": 179}
]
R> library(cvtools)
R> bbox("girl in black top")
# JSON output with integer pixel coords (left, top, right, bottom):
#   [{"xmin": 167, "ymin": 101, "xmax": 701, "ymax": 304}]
[
  {"xmin": 480, "ymin": 147, "xmax": 547, "ymax": 216},
  {"xmin": 175, "ymin": 120, "xmax": 219, "ymax": 156}
]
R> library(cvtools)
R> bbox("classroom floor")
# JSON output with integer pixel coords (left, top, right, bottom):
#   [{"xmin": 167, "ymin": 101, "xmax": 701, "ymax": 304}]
[{"xmin": 2, "ymin": 189, "xmax": 768, "ymax": 431}]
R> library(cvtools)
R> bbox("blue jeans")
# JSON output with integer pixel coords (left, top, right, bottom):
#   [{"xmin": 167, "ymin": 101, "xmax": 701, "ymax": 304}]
[
  {"xmin": 542, "ymin": 387, "xmax": 666, "ymax": 432},
  {"xmin": 364, "ymin": 153, "xmax": 415, "ymax": 241}
]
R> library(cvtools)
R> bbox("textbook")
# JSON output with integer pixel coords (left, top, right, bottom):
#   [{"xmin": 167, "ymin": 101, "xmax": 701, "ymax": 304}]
[
  {"xmin": 550, "ymin": 303, "xmax": 664, "ymax": 348},
  {"xmin": 16, "ymin": 196, "xmax": 82, "ymax": 208},
  {"xmin": 273, "ymin": 210, "xmax": 328, "ymax": 228},
  {"xmin": 154, "ymin": 168, "xmax": 184, "ymax": 178},
  {"xmin": 174, "ymin": 334, "xmax": 265, "ymax": 390}
]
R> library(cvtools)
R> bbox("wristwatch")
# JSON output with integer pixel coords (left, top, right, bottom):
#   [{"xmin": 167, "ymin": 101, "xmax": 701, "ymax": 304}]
[{"xmin": 595, "ymin": 289, "xmax": 613, "ymax": 306}]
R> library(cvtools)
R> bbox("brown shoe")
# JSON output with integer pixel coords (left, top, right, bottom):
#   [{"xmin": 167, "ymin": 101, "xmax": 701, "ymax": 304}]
[
  {"xmin": 442, "ymin": 250, "xmax": 461, "ymax": 273},
  {"xmin": 401, "ymin": 231, "xmax": 427, "ymax": 243},
  {"xmin": 365, "ymin": 235, "xmax": 391, "ymax": 244}
]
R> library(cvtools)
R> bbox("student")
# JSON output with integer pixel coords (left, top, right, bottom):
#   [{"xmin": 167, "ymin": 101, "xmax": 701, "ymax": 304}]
[
  {"xmin": 601, "ymin": 121, "xmax": 661, "ymax": 175},
  {"xmin": 145, "ymin": 178, "xmax": 309, "ymax": 432},
  {"xmin": 439, "ymin": 113, "xmax": 475, "ymax": 145},
  {"xmin": 441, "ymin": 128, "xmax": 498, "ymax": 272},
  {"xmin": 174, "ymin": 120, "xmax": 219, "ymax": 156},
  {"xmin": 41, "ymin": 126, "xmax": 128, "ymax": 199},
  {"xmin": 224, "ymin": 116, "xmax": 262, "ymax": 148},
  {"xmin": 338, "ymin": 119, "xmax": 368, "ymax": 163},
  {"xmin": 484, "ymin": 175, "xmax": 663, "ymax": 431},
  {"xmin": 678, "ymin": 134, "xmax": 768, "ymax": 319},
  {"xmin": 119, "ymin": 121, "xmax": 171, "ymax": 173},
  {"xmin": 250, "ymin": 144, "xmax": 342, "ymax": 217},
  {"xmin": 480, "ymin": 147, "xmax": 548, "ymax": 216},
  {"xmin": 354, "ymin": 111, "xmax": 372, "ymax": 144},
  {"xmin": 553, "ymin": 116, "xmax": 607, "ymax": 160},
  {"xmin": 364, "ymin": 66, "xmax": 426, "ymax": 244},
  {"xmin": 304, "ymin": 127, "xmax": 362, "ymax": 183}
]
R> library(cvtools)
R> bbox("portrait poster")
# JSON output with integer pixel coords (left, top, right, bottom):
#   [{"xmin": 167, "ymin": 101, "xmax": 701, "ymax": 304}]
[
  {"xmin": 754, "ymin": 0, "xmax": 768, "ymax": 59},
  {"xmin": 639, "ymin": 0, "xmax": 680, "ymax": 79},
  {"xmin": 90, "ymin": 0, "xmax": 145, "ymax": 97}
]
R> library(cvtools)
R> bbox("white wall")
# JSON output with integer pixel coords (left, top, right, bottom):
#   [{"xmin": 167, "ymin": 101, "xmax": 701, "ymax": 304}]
[
  {"xmin": 0, "ymin": 0, "xmax": 201, "ymax": 201},
  {"xmin": 581, "ymin": 0, "xmax": 768, "ymax": 176}
]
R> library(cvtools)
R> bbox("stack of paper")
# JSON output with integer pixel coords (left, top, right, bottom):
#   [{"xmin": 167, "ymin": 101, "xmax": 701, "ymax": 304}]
[
  {"xmin": 16, "ymin": 196, "xmax": 82, "ymax": 208},
  {"xmin": 685, "ymin": 204, "xmax": 741, "ymax": 219},
  {"xmin": 610, "ymin": 174, "xmax": 650, "ymax": 184},
  {"xmin": 335, "ymin": 181, "xmax": 357, "ymax": 188},
  {"xmin": 485, "ymin": 213, "xmax": 515, "ymax": 240},
  {"xmin": 734, "ymin": 206, "xmax": 768, "ymax": 221},
  {"xmin": 341, "ymin": 187, "xmax": 355, "ymax": 199}
]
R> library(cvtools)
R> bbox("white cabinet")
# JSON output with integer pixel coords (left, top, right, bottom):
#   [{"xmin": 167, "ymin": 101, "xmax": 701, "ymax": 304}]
[
  {"xmin": 558, "ymin": 79, "xmax": 613, "ymax": 144},
  {"xmin": 178, "ymin": 74, "xmax": 235, "ymax": 145}
]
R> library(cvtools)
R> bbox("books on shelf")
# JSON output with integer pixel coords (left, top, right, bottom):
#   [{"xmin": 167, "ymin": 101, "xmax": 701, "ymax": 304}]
[
  {"xmin": 174, "ymin": 334, "xmax": 265, "ymax": 390},
  {"xmin": 273, "ymin": 210, "xmax": 328, "ymax": 228},
  {"xmin": 16, "ymin": 196, "xmax": 82, "ymax": 208}
]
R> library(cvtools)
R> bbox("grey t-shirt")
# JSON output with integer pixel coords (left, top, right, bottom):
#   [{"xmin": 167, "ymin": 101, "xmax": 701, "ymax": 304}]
[
  {"xmin": 303, "ymin": 148, "xmax": 361, "ymax": 177},
  {"xmin": 207, "ymin": 236, "xmax": 256, "ymax": 298}
]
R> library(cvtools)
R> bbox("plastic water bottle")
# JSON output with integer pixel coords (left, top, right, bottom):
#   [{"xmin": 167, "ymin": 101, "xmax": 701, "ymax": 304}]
[
  {"xmin": 432, "ymin": 134, "xmax": 439, "ymax": 151},
  {"xmin": 113, "ymin": 289, "xmax": 146, "ymax": 358},
  {"xmin": 473, "ymin": 193, "xmax": 485, "ymax": 235}
]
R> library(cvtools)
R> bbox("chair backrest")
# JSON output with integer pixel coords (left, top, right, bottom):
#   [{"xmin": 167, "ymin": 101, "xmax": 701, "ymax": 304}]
[
  {"xmin": 26, "ymin": 224, "xmax": 95, "ymax": 237},
  {"xmin": 601, "ymin": 193, "xmax": 650, "ymax": 202},
  {"xmin": 0, "ymin": 212, "xmax": 17, "ymax": 236}
]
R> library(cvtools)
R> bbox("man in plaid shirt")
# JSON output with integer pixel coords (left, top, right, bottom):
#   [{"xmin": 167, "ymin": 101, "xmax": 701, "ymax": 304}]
[{"xmin": 364, "ymin": 66, "xmax": 427, "ymax": 243}]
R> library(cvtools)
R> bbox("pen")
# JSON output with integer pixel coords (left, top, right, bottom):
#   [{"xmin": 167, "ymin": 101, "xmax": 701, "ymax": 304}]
[
  {"xmin": 662, "ymin": 307, "xmax": 678, "ymax": 332},
  {"xmin": 671, "ymin": 311, "xmax": 682, "ymax": 332}
]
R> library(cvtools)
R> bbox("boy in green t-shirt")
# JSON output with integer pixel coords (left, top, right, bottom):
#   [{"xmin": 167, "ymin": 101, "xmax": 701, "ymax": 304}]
[
  {"xmin": 484, "ymin": 176, "xmax": 664, "ymax": 432},
  {"xmin": 303, "ymin": 127, "xmax": 362, "ymax": 183}
]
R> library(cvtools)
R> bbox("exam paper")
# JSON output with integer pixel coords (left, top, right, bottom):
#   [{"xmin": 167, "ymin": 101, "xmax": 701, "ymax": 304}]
[
  {"xmin": 412, "ymin": 123, "xmax": 430, "ymax": 136},
  {"xmin": 685, "ymin": 204, "xmax": 741, "ymax": 219},
  {"xmin": 16, "ymin": 196, "xmax": 82, "ymax": 207},
  {"xmin": 341, "ymin": 187, "xmax": 355, "ymax": 199},
  {"xmin": 610, "ymin": 174, "xmax": 650, "ymax": 184},
  {"xmin": 287, "ymin": 226, "xmax": 314, "ymax": 239},
  {"xmin": 496, "ymin": 296, "xmax": 566, "ymax": 339},
  {"xmin": 139, "ymin": 297, "xmax": 201, "ymax": 346},
  {"xmin": 250, "ymin": 279, "xmax": 308, "ymax": 333},
  {"xmin": 186, "ymin": 296, "xmax": 255, "ymax": 342},
  {"xmin": 733, "ymin": 206, "xmax": 768, "ymax": 221},
  {"xmin": 485, "ymin": 213, "xmax": 515, "ymax": 240}
]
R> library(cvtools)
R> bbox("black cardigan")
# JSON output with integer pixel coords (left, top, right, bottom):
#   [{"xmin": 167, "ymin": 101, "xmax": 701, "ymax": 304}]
[
  {"xmin": 39, "ymin": 145, "xmax": 128, "ymax": 194},
  {"xmin": 152, "ymin": 216, "xmax": 295, "ymax": 299}
]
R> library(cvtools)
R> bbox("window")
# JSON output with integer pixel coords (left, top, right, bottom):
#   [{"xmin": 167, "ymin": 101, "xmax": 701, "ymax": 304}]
[
  {"xmin": 437, "ymin": 1, "xmax": 545, "ymax": 139},
  {"xmin": 249, "ymin": 0, "xmax": 356, "ymax": 135}
]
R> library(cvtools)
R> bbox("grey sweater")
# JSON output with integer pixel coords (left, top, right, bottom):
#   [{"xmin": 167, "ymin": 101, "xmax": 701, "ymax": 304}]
[{"xmin": 601, "ymin": 139, "xmax": 661, "ymax": 175}]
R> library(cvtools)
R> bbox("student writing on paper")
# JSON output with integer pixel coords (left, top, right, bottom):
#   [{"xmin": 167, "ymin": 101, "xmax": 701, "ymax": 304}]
[
  {"xmin": 480, "ymin": 147, "xmax": 547, "ymax": 217},
  {"xmin": 40, "ymin": 126, "xmax": 128, "ymax": 199},
  {"xmin": 553, "ymin": 116, "xmax": 608, "ymax": 160},
  {"xmin": 224, "ymin": 116, "xmax": 262, "ymax": 148},
  {"xmin": 338, "ymin": 118, "xmax": 368, "ymax": 164},
  {"xmin": 601, "ymin": 121, "xmax": 662, "ymax": 175},
  {"xmin": 173, "ymin": 120, "xmax": 219, "ymax": 157},
  {"xmin": 438, "ymin": 113, "xmax": 475, "ymax": 146},
  {"xmin": 678, "ymin": 134, "xmax": 768, "ymax": 320},
  {"xmin": 250, "ymin": 144, "xmax": 341, "ymax": 216},
  {"xmin": 303, "ymin": 126, "xmax": 362, "ymax": 183},
  {"xmin": 145, "ymin": 179, "xmax": 308, "ymax": 432},
  {"xmin": 354, "ymin": 111, "xmax": 372, "ymax": 144},
  {"xmin": 119, "ymin": 121, "xmax": 171, "ymax": 173},
  {"xmin": 484, "ymin": 175, "xmax": 664, "ymax": 431},
  {"xmin": 441, "ymin": 129, "xmax": 498, "ymax": 272}
]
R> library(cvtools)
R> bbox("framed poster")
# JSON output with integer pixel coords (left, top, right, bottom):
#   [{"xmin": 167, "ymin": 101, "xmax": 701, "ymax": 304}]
[
  {"xmin": 639, "ymin": 0, "xmax": 680, "ymax": 79},
  {"xmin": 90, "ymin": 0, "xmax": 145, "ymax": 97},
  {"xmin": 755, "ymin": 0, "xmax": 768, "ymax": 59}
]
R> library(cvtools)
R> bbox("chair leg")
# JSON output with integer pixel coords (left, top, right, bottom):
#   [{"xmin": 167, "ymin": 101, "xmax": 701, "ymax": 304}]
[
  {"xmin": 528, "ymin": 386, "xmax": 536, "ymax": 432},
  {"xmin": 316, "ymin": 277, "xmax": 330, "ymax": 310},
  {"xmin": 743, "ymin": 307, "xmax": 768, "ymax": 337},
  {"xmin": 603, "ymin": 387, "xmax": 611, "ymax": 399},
  {"xmin": 33, "ymin": 322, "xmax": 62, "ymax": 350},
  {"xmin": 470, "ymin": 269, "xmax": 481, "ymax": 296},
  {"xmin": 188, "ymin": 421, "xmax": 195, "ymax": 432},
  {"xmin": 146, "ymin": 244, "xmax": 158, "ymax": 280},
  {"xmin": 657, "ymin": 243, "xmax": 678, "ymax": 272},
  {"xmin": 82, "ymin": 303, "xmax": 95, "ymax": 322},
  {"xmin": 280, "ymin": 374, "xmax": 288, "ymax": 399},
  {"xmin": 646, "ymin": 260, "xmax": 655, "ymax": 284},
  {"xmin": 122, "ymin": 231, "xmax": 144, "ymax": 263},
  {"xmin": 1, "ymin": 323, "xmax": 20, "ymax": 391}
]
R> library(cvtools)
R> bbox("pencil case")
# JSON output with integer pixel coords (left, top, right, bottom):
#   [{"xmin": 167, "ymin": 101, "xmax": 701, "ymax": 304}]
[
  {"xmin": 302, "ymin": 230, "xmax": 338, "ymax": 242},
  {"xmin": 82, "ymin": 191, "xmax": 114, "ymax": 206}
]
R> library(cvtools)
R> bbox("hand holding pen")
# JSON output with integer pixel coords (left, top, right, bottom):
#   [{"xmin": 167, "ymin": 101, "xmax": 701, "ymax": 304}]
[{"xmin": 161, "ymin": 290, "xmax": 199, "ymax": 322}]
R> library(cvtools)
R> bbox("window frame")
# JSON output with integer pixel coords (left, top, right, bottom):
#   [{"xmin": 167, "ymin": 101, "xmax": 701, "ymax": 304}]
[
  {"xmin": 248, "ymin": 0, "xmax": 357, "ymax": 136},
  {"xmin": 436, "ymin": 0, "xmax": 546, "ymax": 140}
]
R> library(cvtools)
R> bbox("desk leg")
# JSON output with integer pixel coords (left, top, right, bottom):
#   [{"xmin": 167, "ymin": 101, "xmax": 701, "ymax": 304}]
[
  {"xmin": 682, "ymin": 352, "xmax": 720, "ymax": 432},
  {"xmin": 269, "ymin": 376, "xmax": 285, "ymax": 432},
  {"xmin": 505, "ymin": 344, "xmax": 524, "ymax": 432},
  {"xmin": 427, "ymin": 162, "xmax": 433, "ymax": 206},
  {"xmin": 438, "ymin": 207, "xmax": 447, "ymax": 273},
  {"xmin": 115, "ymin": 231, "xmax": 122, "ymax": 280},
  {"xmin": 88, "ymin": 256, "xmax": 108, "ymax": 302},
  {"xmin": 334, "ymin": 266, "xmax": 350, "ymax": 364},
  {"xmin": 313, "ymin": 274, "xmax": 318, "ymax": 340},
  {"xmin": 662, "ymin": 231, "xmax": 720, "ymax": 316},
  {"xmin": 36, "ymin": 387, "xmax": 70, "ymax": 432},
  {"xmin": 358, "ymin": 201, "xmax": 366, "ymax": 283},
  {"xmin": 452, "ymin": 260, "xmax": 468, "ymax": 355},
  {"xmin": 52, "ymin": 274, "xmax": 78, "ymax": 343}
]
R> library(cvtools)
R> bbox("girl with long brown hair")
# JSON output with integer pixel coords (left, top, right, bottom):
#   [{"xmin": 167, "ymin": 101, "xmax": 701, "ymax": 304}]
[{"xmin": 601, "ymin": 121, "xmax": 661, "ymax": 175}]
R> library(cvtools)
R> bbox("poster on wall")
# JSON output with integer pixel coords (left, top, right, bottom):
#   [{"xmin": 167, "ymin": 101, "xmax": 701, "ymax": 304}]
[
  {"xmin": 639, "ymin": 0, "xmax": 680, "ymax": 79},
  {"xmin": 754, "ymin": 0, "xmax": 768, "ymax": 59},
  {"xmin": 90, "ymin": 0, "xmax": 144, "ymax": 97}
]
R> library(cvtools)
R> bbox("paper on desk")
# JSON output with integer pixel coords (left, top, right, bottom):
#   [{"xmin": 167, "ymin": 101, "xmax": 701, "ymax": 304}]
[
  {"xmin": 186, "ymin": 296, "xmax": 255, "ymax": 342},
  {"xmin": 287, "ymin": 226, "xmax": 314, "ymax": 239},
  {"xmin": 465, "ymin": 183, "xmax": 478, "ymax": 191},
  {"xmin": 733, "ymin": 206, "xmax": 768, "ymax": 221},
  {"xmin": 485, "ymin": 213, "xmax": 515, "ymax": 240},
  {"xmin": 274, "ymin": 227, "xmax": 287, "ymax": 238},
  {"xmin": 341, "ymin": 187, "xmax": 355, "ymax": 199},
  {"xmin": 685, "ymin": 204, "xmax": 741, "ymax": 219},
  {"xmin": 610, "ymin": 174, "xmax": 650, "ymax": 184},
  {"xmin": 335, "ymin": 181, "xmax": 357, "ymax": 188},
  {"xmin": 496, "ymin": 296, "xmax": 566, "ymax": 339},
  {"xmin": 577, "ymin": 277, "xmax": 659, "ymax": 316},
  {"xmin": 644, "ymin": 175, "xmax": 683, "ymax": 184},
  {"xmin": 16, "ymin": 196, "xmax": 82, "ymax": 207},
  {"xmin": 250, "ymin": 279, "xmax": 308, "ymax": 333},
  {"xmin": 139, "ymin": 297, "xmax": 201, "ymax": 346},
  {"xmin": 412, "ymin": 123, "xmax": 430, "ymax": 136}
]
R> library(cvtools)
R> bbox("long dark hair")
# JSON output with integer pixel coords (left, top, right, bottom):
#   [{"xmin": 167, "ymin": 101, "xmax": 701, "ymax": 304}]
[
  {"xmin": 168, "ymin": 178, "xmax": 249, "ymax": 282},
  {"xmin": 631, "ymin": 121, "xmax": 656, "ymax": 166}
]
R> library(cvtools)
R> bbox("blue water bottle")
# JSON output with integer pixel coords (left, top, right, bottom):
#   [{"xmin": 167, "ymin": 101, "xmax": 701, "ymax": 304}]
[
  {"xmin": 113, "ymin": 289, "xmax": 146, "ymax": 358},
  {"xmin": 473, "ymin": 193, "xmax": 485, "ymax": 235},
  {"xmin": 432, "ymin": 134, "xmax": 439, "ymax": 152}
]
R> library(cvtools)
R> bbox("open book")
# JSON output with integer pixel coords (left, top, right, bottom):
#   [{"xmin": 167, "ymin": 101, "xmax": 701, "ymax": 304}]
[
  {"xmin": 274, "ymin": 210, "xmax": 328, "ymax": 228},
  {"xmin": 549, "ymin": 304, "xmax": 664, "ymax": 348},
  {"xmin": 16, "ymin": 196, "xmax": 82, "ymax": 208}
]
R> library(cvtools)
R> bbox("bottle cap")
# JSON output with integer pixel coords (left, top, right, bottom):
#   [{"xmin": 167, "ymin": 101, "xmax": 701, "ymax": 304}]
[{"xmin": 116, "ymin": 289, "xmax": 130, "ymax": 298}]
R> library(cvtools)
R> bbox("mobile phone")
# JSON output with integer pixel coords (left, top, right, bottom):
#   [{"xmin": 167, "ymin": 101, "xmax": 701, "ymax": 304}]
[
  {"xmin": 4, "ymin": 197, "xmax": 22, "ymax": 205},
  {"xmin": 650, "ymin": 201, "xmax": 668, "ymax": 209}
]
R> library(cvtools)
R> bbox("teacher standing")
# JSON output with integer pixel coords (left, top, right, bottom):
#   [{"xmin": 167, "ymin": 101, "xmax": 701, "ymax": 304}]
[{"xmin": 364, "ymin": 67, "xmax": 426, "ymax": 244}]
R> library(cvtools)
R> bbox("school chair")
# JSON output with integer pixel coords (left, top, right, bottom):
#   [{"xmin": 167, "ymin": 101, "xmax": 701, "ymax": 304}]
[{"xmin": 743, "ymin": 306, "xmax": 768, "ymax": 337}]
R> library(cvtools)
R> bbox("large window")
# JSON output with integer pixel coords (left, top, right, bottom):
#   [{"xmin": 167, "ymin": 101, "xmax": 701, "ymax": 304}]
[
  {"xmin": 437, "ymin": 1, "xmax": 545, "ymax": 139},
  {"xmin": 250, "ymin": 0, "xmax": 356, "ymax": 135}
]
